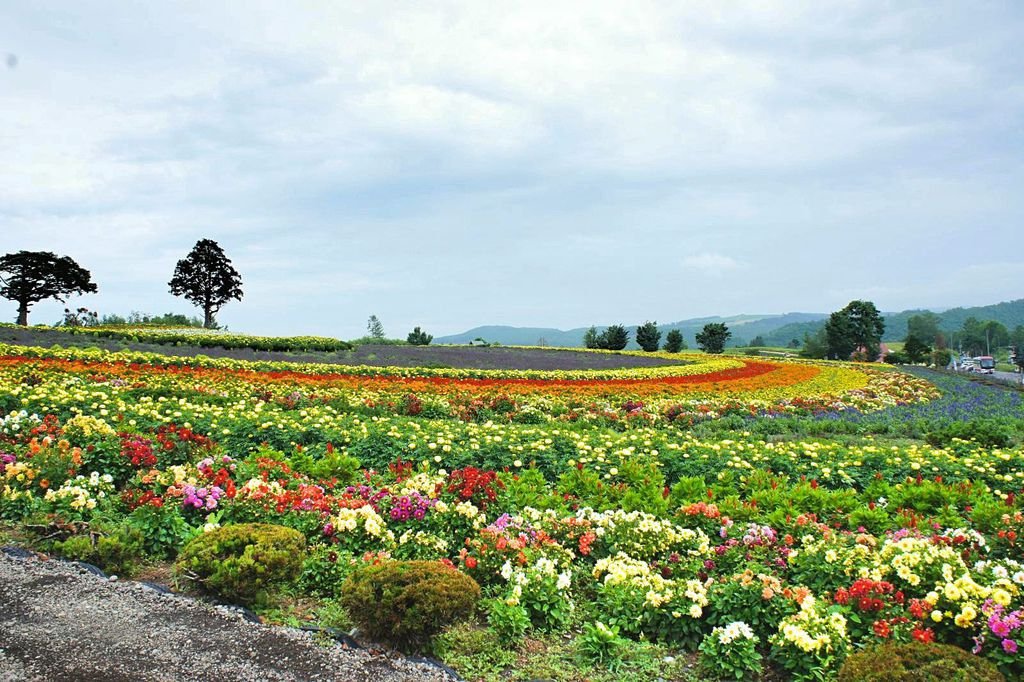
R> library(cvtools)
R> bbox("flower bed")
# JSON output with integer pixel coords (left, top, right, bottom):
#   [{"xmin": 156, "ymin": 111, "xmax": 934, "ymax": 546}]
[{"xmin": 1, "ymin": 343, "xmax": 1021, "ymax": 680}]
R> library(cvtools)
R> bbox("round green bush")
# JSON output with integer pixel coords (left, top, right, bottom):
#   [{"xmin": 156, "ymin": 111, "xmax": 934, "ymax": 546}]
[
  {"xmin": 174, "ymin": 523, "xmax": 306, "ymax": 606},
  {"xmin": 837, "ymin": 641, "xmax": 1005, "ymax": 682},
  {"xmin": 341, "ymin": 560, "xmax": 480, "ymax": 652}
]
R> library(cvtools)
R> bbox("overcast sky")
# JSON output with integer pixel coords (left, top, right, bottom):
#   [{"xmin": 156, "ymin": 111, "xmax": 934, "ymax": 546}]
[{"xmin": 2, "ymin": 2, "xmax": 1022, "ymax": 338}]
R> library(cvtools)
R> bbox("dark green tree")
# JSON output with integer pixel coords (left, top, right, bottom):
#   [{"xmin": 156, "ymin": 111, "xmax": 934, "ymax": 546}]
[
  {"xmin": 583, "ymin": 326, "xmax": 601, "ymax": 349},
  {"xmin": 907, "ymin": 312, "xmax": 944, "ymax": 348},
  {"xmin": 366, "ymin": 315, "xmax": 385, "ymax": 339},
  {"xmin": 1011, "ymin": 325, "xmax": 1024, "ymax": 351},
  {"xmin": 748, "ymin": 335, "xmax": 766, "ymax": 347},
  {"xmin": 787, "ymin": 338, "xmax": 801, "ymax": 349},
  {"xmin": 663, "ymin": 329, "xmax": 685, "ymax": 353},
  {"xmin": 696, "ymin": 323, "xmax": 731, "ymax": 354},
  {"xmin": 903, "ymin": 334, "xmax": 931, "ymax": 364},
  {"xmin": 598, "ymin": 324, "xmax": 629, "ymax": 351},
  {"xmin": 407, "ymin": 327, "xmax": 433, "ymax": 345},
  {"xmin": 0, "ymin": 250, "xmax": 97, "ymax": 326},
  {"xmin": 635, "ymin": 321, "xmax": 661, "ymax": 352},
  {"xmin": 168, "ymin": 239, "xmax": 243, "ymax": 328},
  {"xmin": 800, "ymin": 328, "xmax": 828, "ymax": 359},
  {"xmin": 826, "ymin": 300, "xmax": 885, "ymax": 360}
]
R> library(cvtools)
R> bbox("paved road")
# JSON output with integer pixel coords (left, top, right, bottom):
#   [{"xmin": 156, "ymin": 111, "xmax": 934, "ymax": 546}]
[{"xmin": 992, "ymin": 369, "xmax": 1024, "ymax": 385}]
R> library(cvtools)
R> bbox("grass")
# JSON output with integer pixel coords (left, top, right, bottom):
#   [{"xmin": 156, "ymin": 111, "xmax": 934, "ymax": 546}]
[{"xmin": 434, "ymin": 621, "xmax": 699, "ymax": 682}]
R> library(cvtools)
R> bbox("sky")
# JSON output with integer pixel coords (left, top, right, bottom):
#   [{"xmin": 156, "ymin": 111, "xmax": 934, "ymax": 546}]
[{"xmin": 2, "ymin": 1, "xmax": 1023, "ymax": 338}]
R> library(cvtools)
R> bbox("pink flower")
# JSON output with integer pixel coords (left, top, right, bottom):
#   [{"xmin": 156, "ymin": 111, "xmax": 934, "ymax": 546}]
[{"xmin": 1003, "ymin": 639, "xmax": 1018, "ymax": 654}]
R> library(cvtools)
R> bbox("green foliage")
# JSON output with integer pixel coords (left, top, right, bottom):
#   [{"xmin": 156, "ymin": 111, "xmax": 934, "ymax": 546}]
[
  {"xmin": 837, "ymin": 642, "xmax": 1005, "ymax": 682},
  {"xmin": 54, "ymin": 524, "xmax": 145, "ymax": 576},
  {"xmin": 663, "ymin": 329, "xmax": 686, "ymax": 353},
  {"xmin": 126, "ymin": 502, "xmax": 195, "ymax": 558},
  {"xmin": 168, "ymin": 239, "xmax": 243, "ymax": 329},
  {"xmin": 407, "ymin": 326, "xmax": 434, "ymax": 346},
  {"xmin": 598, "ymin": 324, "xmax": 629, "ymax": 351},
  {"xmin": 907, "ymin": 312, "xmax": 944, "ymax": 348},
  {"xmin": 576, "ymin": 621, "xmax": 628, "ymax": 669},
  {"xmin": 174, "ymin": 523, "xmax": 306, "ymax": 606},
  {"xmin": 698, "ymin": 622, "xmax": 763, "ymax": 681},
  {"xmin": 433, "ymin": 622, "xmax": 517, "ymax": 680},
  {"xmin": 827, "ymin": 300, "xmax": 885, "ymax": 360},
  {"xmin": 366, "ymin": 314, "xmax": 385, "ymax": 339},
  {"xmin": 485, "ymin": 597, "xmax": 531, "ymax": 643},
  {"xmin": 904, "ymin": 334, "xmax": 932, "ymax": 363},
  {"xmin": 99, "ymin": 311, "xmax": 204, "ymax": 327},
  {"xmin": 635, "ymin": 321, "xmax": 662, "ymax": 352},
  {"xmin": 748, "ymin": 335, "xmax": 765, "ymax": 347},
  {"xmin": 341, "ymin": 560, "xmax": 480, "ymax": 652},
  {"xmin": 0, "ymin": 250, "xmax": 98, "ymax": 326},
  {"xmin": 299, "ymin": 546, "xmax": 359, "ymax": 597},
  {"xmin": 583, "ymin": 325, "xmax": 601, "ymax": 349},
  {"xmin": 957, "ymin": 317, "xmax": 1008, "ymax": 356},
  {"xmin": 697, "ymin": 323, "xmax": 731, "ymax": 354},
  {"xmin": 925, "ymin": 419, "xmax": 1014, "ymax": 448},
  {"xmin": 801, "ymin": 327, "xmax": 828, "ymax": 359}
]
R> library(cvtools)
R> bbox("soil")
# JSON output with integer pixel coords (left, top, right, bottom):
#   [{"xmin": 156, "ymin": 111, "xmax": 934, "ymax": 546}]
[
  {"xmin": 0, "ymin": 327, "xmax": 683, "ymax": 372},
  {"xmin": 0, "ymin": 550, "xmax": 456, "ymax": 682}
]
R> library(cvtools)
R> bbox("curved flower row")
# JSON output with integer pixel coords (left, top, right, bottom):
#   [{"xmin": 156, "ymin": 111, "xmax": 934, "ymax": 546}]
[{"xmin": 0, "ymin": 344, "xmax": 936, "ymax": 421}]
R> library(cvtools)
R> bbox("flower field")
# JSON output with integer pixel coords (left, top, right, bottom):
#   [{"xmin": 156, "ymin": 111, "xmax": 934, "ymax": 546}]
[{"xmin": 2, "ymin": 342, "xmax": 1023, "ymax": 681}]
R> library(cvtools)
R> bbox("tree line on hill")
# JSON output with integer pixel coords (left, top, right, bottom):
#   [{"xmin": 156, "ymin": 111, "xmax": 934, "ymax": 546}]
[{"xmin": 580, "ymin": 321, "xmax": 732, "ymax": 354}]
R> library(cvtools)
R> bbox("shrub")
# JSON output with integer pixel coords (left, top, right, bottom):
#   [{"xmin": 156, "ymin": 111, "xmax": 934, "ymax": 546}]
[
  {"xmin": 174, "ymin": 523, "xmax": 306, "ymax": 606},
  {"xmin": 407, "ymin": 327, "xmax": 433, "ymax": 346},
  {"xmin": 697, "ymin": 323, "xmax": 731, "ymax": 354},
  {"xmin": 54, "ymin": 524, "xmax": 145, "ymax": 576},
  {"xmin": 925, "ymin": 419, "xmax": 1013, "ymax": 448},
  {"xmin": 663, "ymin": 329, "xmax": 686, "ymax": 353},
  {"xmin": 698, "ymin": 621, "xmax": 762, "ymax": 681},
  {"xmin": 598, "ymin": 325, "xmax": 629, "ymax": 351},
  {"xmin": 576, "ymin": 620, "xmax": 628, "ymax": 669},
  {"xmin": 635, "ymin": 321, "xmax": 662, "ymax": 352},
  {"xmin": 341, "ymin": 559, "xmax": 480, "ymax": 652},
  {"xmin": 837, "ymin": 641, "xmax": 1005, "ymax": 682},
  {"xmin": 485, "ymin": 597, "xmax": 531, "ymax": 643}
]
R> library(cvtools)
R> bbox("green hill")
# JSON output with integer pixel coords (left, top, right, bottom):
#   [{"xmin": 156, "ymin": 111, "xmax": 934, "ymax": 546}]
[{"xmin": 437, "ymin": 299, "xmax": 1024, "ymax": 349}]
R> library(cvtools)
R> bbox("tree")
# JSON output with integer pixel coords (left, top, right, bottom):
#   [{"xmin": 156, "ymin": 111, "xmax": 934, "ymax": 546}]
[
  {"xmin": 696, "ymin": 323, "xmax": 731, "ymax": 354},
  {"xmin": 826, "ymin": 300, "xmax": 885, "ymax": 360},
  {"xmin": 599, "ymin": 324, "xmax": 629, "ymax": 351},
  {"xmin": 800, "ymin": 328, "xmax": 828, "ymax": 359},
  {"xmin": 0, "ymin": 251, "xmax": 97, "ymax": 326},
  {"xmin": 407, "ymin": 327, "xmax": 433, "ymax": 345},
  {"xmin": 787, "ymin": 338, "xmax": 801, "ymax": 349},
  {"xmin": 635, "ymin": 321, "xmax": 661, "ymax": 352},
  {"xmin": 748, "ymin": 335, "xmax": 766, "ymax": 347},
  {"xmin": 907, "ymin": 312, "xmax": 944, "ymax": 349},
  {"xmin": 168, "ymin": 239, "xmax": 243, "ymax": 328},
  {"xmin": 583, "ymin": 326, "xmax": 600, "ymax": 349},
  {"xmin": 663, "ymin": 329, "xmax": 685, "ymax": 353},
  {"xmin": 903, "ymin": 334, "xmax": 931, "ymax": 364},
  {"xmin": 367, "ymin": 315, "xmax": 385, "ymax": 340}
]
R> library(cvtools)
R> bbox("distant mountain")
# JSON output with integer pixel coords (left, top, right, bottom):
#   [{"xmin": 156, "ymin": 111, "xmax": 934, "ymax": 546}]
[
  {"xmin": 436, "ymin": 299, "xmax": 1024, "ymax": 349},
  {"xmin": 764, "ymin": 299, "xmax": 1024, "ymax": 346},
  {"xmin": 437, "ymin": 313, "xmax": 828, "ymax": 349}
]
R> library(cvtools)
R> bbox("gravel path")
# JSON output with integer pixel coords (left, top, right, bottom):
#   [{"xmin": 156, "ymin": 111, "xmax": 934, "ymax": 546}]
[{"xmin": 0, "ymin": 551, "xmax": 456, "ymax": 682}]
